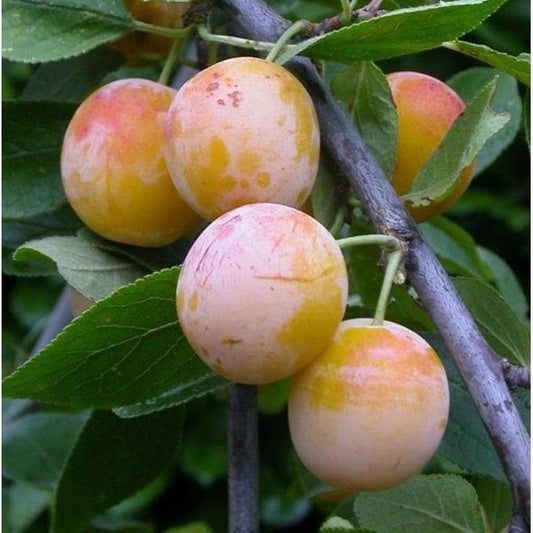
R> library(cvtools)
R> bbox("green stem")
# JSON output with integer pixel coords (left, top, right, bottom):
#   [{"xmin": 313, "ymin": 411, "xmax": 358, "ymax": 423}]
[
  {"xmin": 265, "ymin": 20, "xmax": 307, "ymax": 63},
  {"xmin": 337, "ymin": 234, "xmax": 397, "ymax": 250},
  {"xmin": 340, "ymin": 0, "xmax": 352, "ymax": 24},
  {"xmin": 372, "ymin": 247, "xmax": 403, "ymax": 326},
  {"xmin": 328, "ymin": 204, "xmax": 348, "ymax": 237},
  {"xmin": 158, "ymin": 35, "xmax": 188, "ymax": 86},
  {"xmin": 197, "ymin": 24, "xmax": 274, "ymax": 53},
  {"xmin": 134, "ymin": 20, "xmax": 191, "ymax": 39},
  {"xmin": 337, "ymin": 234, "xmax": 403, "ymax": 325}
]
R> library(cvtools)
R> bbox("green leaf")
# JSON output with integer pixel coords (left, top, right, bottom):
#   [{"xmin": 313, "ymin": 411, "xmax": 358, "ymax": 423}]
[
  {"xmin": 448, "ymin": 67, "xmax": 522, "ymax": 174},
  {"xmin": 2, "ymin": 101, "xmax": 76, "ymax": 219},
  {"xmin": 319, "ymin": 516, "xmax": 356, "ymax": 532},
  {"xmin": 276, "ymin": 0, "xmax": 507, "ymax": 64},
  {"xmin": 3, "ymin": 481, "xmax": 51, "ymax": 533},
  {"xmin": 3, "ymin": 204, "xmax": 82, "ymax": 258},
  {"xmin": 443, "ymin": 40, "xmax": 531, "ymax": 86},
  {"xmin": 162, "ymin": 523, "xmax": 212, "ymax": 533},
  {"xmin": 310, "ymin": 164, "xmax": 346, "ymax": 233},
  {"xmin": 52, "ymin": 408, "xmax": 184, "ymax": 533},
  {"xmin": 2, "ymin": 411, "xmax": 89, "ymax": 489},
  {"xmin": 21, "ymin": 47, "xmax": 124, "ymax": 102},
  {"xmin": 477, "ymin": 246, "xmax": 529, "ymax": 318},
  {"xmin": 523, "ymin": 88, "xmax": 530, "ymax": 147},
  {"xmin": 354, "ymin": 474, "xmax": 485, "ymax": 533},
  {"xmin": 419, "ymin": 217, "xmax": 491, "ymax": 278},
  {"xmin": 2, "ymin": 268, "xmax": 224, "ymax": 410},
  {"xmin": 439, "ymin": 372, "xmax": 506, "ymax": 482},
  {"xmin": 470, "ymin": 477, "xmax": 512, "ymax": 533},
  {"xmin": 330, "ymin": 62, "xmax": 397, "ymax": 177},
  {"xmin": 87, "ymin": 516, "xmax": 154, "ymax": 533},
  {"xmin": 453, "ymin": 276, "xmax": 530, "ymax": 366},
  {"xmin": 13, "ymin": 235, "xmax": 148, "ymax": 301},
  {"xmin": 114, "ymin": 373, "xmax": 228, "ymax": 418},
  {"xmin": 426, "ymin": 333, "xmax": 515, "ymax": 482},
  {"xmin": 257, "ymin": 378, "xmax": 291, "ymax": 415},
  {"xmin": 177, "ymin": 396, "xmax": 227, "ymax": 487},
  {"xmin": 9, "ymin": 277, "xmax": 63, "ymax": 328},
  {"xmin": 3, "ymin": 0, "xmax": 134, "ymax": 63},
  {"xmin": 402, "ymin": 78, "xmax": 509, "ymax": 208},
  {"xmin": 267, "ymin": 0, "xmax": 337, "ymax": 23},
  {"xmin": 77, "ymin": 227, "xmax": 198, "ymax": 273}
]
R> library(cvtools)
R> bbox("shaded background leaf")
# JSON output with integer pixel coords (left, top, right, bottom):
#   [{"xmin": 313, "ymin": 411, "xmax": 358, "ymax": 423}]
[
  {"xmin": 20, "ymin": 47, "xmax": 125, "ymax": 101},
  {"xmin": 52, "ymin": 408, "xmax": 184, "ymax": 533},
  {"xmin": 453, "ymin": 276, "xmax": 530, "ymax": 366},
  {"xmin": 3, "ymin": 410, "xmax": 89, "ymax": 489},
  {"xmin": 2, "ymin": 101, "xmax": 76, "ymax": 219}
]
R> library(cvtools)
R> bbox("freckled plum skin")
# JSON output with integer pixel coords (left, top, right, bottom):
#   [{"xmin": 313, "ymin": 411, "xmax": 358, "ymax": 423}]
[
  {"xmin": 164, "ymin": 57, "xmax": 321, "ymax": 220},
  {"xmin": 176, "ymin": 203, "xmax": 348, "ymax": 385},
  {"xmin": 288, "ymin": 318, "xmax": 449, "ymax": 492},
  {"xmin": 387, "ymin": 71, "xmax": 475, "ymax": 222},
  {"xmin": 61, "ymin": 79, "xmax": 202, "ymax": 247}
]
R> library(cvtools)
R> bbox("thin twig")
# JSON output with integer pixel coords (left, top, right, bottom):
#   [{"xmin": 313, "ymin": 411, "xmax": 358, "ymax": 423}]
[{"xmin": 503, "ymin": 361, "xmax": 531, "ymax": 389}]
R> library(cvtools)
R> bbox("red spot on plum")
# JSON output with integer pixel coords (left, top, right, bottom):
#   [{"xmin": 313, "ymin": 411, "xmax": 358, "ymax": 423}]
[{"xmin": 227, "ymin": 90, "xmax": 243, "ymax": 107}]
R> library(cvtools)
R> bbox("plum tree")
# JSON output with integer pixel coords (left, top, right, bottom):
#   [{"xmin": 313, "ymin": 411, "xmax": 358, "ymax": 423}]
[
  {"xmin": 288, "ymin": 318, "xmax": 449, "ymax": 492},
  {"xmin": 387, "ymin": 71, "xmax": 475, "ymax": 222},
  {"xmin": 176, "ymin": 203, "xmax": 348, "ymax": 385},
  {"xmin": 109, "ymin": 0, "xmax": 188, "ymax": 58},
  {"xmin": 61, "ymin": 78, "xmax": 202, "ymax": 247},
  {"xmin": 164, "ymin": 57, "xmax": 320, "ymax": 220}
]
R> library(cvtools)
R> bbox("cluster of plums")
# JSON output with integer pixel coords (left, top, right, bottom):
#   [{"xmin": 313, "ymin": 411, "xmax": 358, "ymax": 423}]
[{"xmin": 61, "ymin": 56, "xmax": 459, "ymax": 494}]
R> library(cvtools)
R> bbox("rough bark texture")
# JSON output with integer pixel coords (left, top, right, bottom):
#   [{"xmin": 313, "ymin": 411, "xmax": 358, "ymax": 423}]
[
  {"xmin": 227, "ymin": 384, "xmax": 259, "ymax": 533},
  {"xmin": 218, "ymin": 0, "xmax": 530, "ymax": 526}
]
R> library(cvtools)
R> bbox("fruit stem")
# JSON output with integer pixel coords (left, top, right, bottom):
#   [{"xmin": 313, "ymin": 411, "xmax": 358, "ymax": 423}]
[
  {"xmin": 158, "ymin": 33, "xmax": 189, "ymax": 86},
  {"xmin": 265, "ymin": 20, "xmax": 307, "ymax": 64},
  {"xmin": 372, "ymin": 246, "xmax": 403, "ymax": 326},
  {"xmin": 329, "ymin": 204, "xmax": 348, "ymax": 237},
  {"xmin": 339, "ymin": 0, "xmax": 352, "ymax": 25},
  {"xmin": 227, "ymin": 383, "xmax": 259, "ymax": 533},
  {"xmin": 337, "ymin": 234, "xmax": 398, "ymax": 250},
  {"xmin": 337, "ymin": 234, "xmax": 403, "ymax": 325},
  {"xmin": 134, "ymin": 20, "xmax": 191, "ymax": 39},
  {"xmin": 196, "ymin": 24, "xmax": 275, "ymax": 53}
]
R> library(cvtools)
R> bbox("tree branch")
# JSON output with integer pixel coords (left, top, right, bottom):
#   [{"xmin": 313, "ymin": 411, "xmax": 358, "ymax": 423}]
[
  {"xmin": 227, "ymin": 384, "xmax": 259, "ymax": 533},
  {"xmin": 217, "ymin": 0, "xmax": 530, "ymax": 525},
  {"xmin": 503, "ymin": 361, "xmax": 531, "ymax": 389}
]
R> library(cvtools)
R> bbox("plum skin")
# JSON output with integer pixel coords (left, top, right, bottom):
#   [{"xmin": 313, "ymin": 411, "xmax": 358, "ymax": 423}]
[
  {"xmin": 61, "ymin": 78, "xmax": 202, "ymax": 247},
  {"xmin": 387, "ymin": 71, "xmax": 475, "ymax": 222},
  {"xmin": 164, "ymin": 57, "xmax": 321, "ymax": 221},
  {"xmin": 288, "ymin": 318, "xmax": 449, "ymax": 492},
  {"xmin": 176, "ymin": 203, "xmax": 348, "ymax": 385}
]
